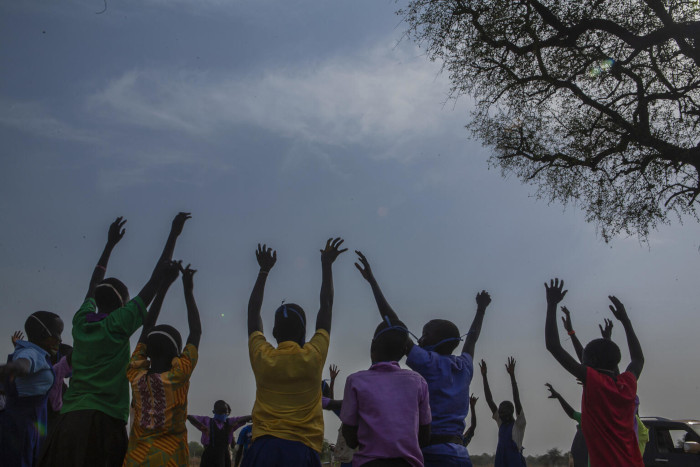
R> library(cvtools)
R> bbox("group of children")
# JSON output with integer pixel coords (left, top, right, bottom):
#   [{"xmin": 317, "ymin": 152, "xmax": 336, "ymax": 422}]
[{"xmin": 0, "ymin": 215, "xmax": 647, "ymax": 467}]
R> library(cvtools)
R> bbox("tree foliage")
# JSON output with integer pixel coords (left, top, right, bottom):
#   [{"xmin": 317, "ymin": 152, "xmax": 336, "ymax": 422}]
[{"xmin": 400, "ymin": 0, "xmax": 700, "ymax": 240}]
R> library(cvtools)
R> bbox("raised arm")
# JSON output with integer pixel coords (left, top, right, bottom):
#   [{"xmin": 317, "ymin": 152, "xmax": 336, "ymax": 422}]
[
  {"xmin": 181, "ymin": 264, "xmax": 202, "ymax": 348},
  {"xmin": 463, "ymin": 291, "xmax": 491, "ymax": 356},
  {"xmin": 479, "ymin": 359, "xmax": 498, "ymax": 414},
  {"xmin": 505, "ymin": 357, "xmax": 522, "ymax": 415},
  {"xmin": 463, "ymin": 394, "xmax": 478, "ymax": 444},
  {"xmin": 138, "ymin": 261, "xmax": 180, "ymax": 343},
  {"xmin": 158, "ymin": 212, "xmax": 191, "ymax": 263},
  {"xmin": 545, "ymin": 279, "xmax": 586, "ymax": 382},
  {"xmin": 86, "ymin": 217, "xmax": 126, "ymax": 299},
  {"xmin": 599, "ymin": 318, "xmax": 614, "ymax": 340},
  {"xmin": 545, "ymin": 383, "xmax": 576, "ymax": 419},
  {"xmin": 316, "ymin": 238, "xmax": 347, "ymax": 334},
  {"xmin": 560, "ymin": 306, "xmax": 584, "ymax": 362},
  {"xmin": 248, "ymin": 244, "xmax": 276, "ymax": 336},
  {"xmin": 329, "ymin": 364, "xmax": 339, "ymax": 399},
  {"xmin": 608, "ymin": 296, "xmax": 644, "ymax": 379}
]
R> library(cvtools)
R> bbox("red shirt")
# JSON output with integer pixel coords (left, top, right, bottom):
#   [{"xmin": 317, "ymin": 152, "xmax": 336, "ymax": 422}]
[{"xmin": 581, "ymin": 367, "xmax": 643, "ymax": 467}]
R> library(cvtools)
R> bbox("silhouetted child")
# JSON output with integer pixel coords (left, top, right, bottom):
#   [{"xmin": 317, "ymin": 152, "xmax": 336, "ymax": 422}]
[
  {"xmin": 462, "ymin": 394, "xmax": 478, "ymax": 448},
  {"xmin": 320, "ymin": 364, "xmax": 354, "ymax": 467},
  {"xmin": 39, "ymin": 213, "xmax": 191, "ymax": 467},
  {"xmin": 243, "ymin": 239, "xmax": 346, "ymax": 467},
  {"xmin": 0, "ymin": 312, "xmax": 64, "ymax": 466},
  {"xmin": 123, "ymin": 262, "xmax": 202, "ymax": 466},
  {"xmin": 545, "ymin": 383, "xmax": 587, "ymax": 467},
  {"xmin": 355, "ymin": 251, "xmax": 490, "ymax": 467},
  {"xmin": 481, "ymin": 358, "xmax": 526, "ymax": 467},
  {"xmin": 340, "ymin": 318, "xmax": 431, "ymax": 467},
  {"xmin": 188, "ymin": 401, "xmax": 252, "ymax": 467},
  {"xmin": 544, "ymin": 278, "xmax": 645, "ymax": 467}
]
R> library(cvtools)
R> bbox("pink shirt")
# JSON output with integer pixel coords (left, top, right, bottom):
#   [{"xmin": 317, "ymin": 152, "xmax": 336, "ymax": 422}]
[
  {"xmin": 188, "ymin": 415, "xmax": 248, "ymax": 446},
  {"xmin": 48, "ymin": 356, "xmax": 72, "ymax": 411},
  {"xmin": 340, "ymin": 361, "xmax": 431, "ymax": 467}
]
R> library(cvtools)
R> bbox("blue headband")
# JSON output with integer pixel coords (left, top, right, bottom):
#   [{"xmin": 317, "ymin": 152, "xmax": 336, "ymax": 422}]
[
  {"xmin": 422, "ymin": 332, "xmax": 471, "ymax": 352},
  {"xmin": 372, "ymin": 316, "xmax": 419, "ymax": 341},
  {"xmin": 276, "ymin": 304, "xmax": 306, "ymax": 345}
]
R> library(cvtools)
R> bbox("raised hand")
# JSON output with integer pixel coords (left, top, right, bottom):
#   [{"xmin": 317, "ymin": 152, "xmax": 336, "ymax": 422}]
[
  {"xmin": 152, "ymin": 259, "xmax": 180, "ymax": 284},
  {"xmin": 354, "ymin": 250, "xmax": 374, "ymax": 281},
  {"xmin": 599, "ymin": 318, "xmax": 613, "ymax": 339},
  {"xmin": 608, "ymin": 296, "xmax": 629, "ymax": 322},
  {"xmin": 180, "ymin": 263, "xmax": 197, "ymax": 292},
  {"xmin": 545, "ymin": 383, "xmax": 559, "ymax": 399},
  {"xmin": 171, "ymin": 212, "xmax": 192, "ymax": 236},
  {"xmin": 505, "ymin": 356, "xmax": 516, "ymax": 375},
  {"xmin": 475, "ymin": 290, "xmax": 491, "ymax": 309},
  {"xmin": 469, "ymin": 393, "xmax": 479, "ymax": 408},
  {"xmin": 256, "ymin": 244, "xmax": 277, "ymax": 272},
  {"xmin": 479, "ymin": 359, "xmax": 487, "ymax": 376},
  {"xmin": 560, "ymin": 306, "xmax": 574, "ymax": 333},
  {"xmin": 329, "ymin": 364, "xmax": 340, "ymax": 381},
  {"xmin": 545, "ymin": 278, "xmax": 568, "ymax": 305},
  {"xmin": 163, "ymin": 260, "xmax": 181, "ymax": 286},
  {"xmin": 11, "ymin": 331, "xmax": 24, "ymax": 346},
  {"xmin": 107, "ymin": 217, "xmax": 127, "ymax": 247},
  {"xmin": 321, "ymin": 238, "xmax": 347, "ymax": 265}
]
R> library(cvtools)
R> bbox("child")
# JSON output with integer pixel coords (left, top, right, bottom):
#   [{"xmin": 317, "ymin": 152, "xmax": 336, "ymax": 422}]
[
  {"xmin": 320, "ymin": 364, "xmax": 354, "ymax": 467},
  {"xmin": 544, "ymin": 278, "xmax": 644, "ymax": 467},
  {"xmin": 0, "ymin": 311, "xmax": 64, "ymax": 467},
  {"xmin": 243, "ymin": 239, "xmax": 346, "ymax": 467},
  {"xmin": 234, "ymin": 423, "xmax": 253, "ymax": 467},
  {"xmin": 462, "ymin": 395, "xmax": 478, "ymax": 447},
  {"xmin": 123, "ymin": 262, "xmax": 202, "ymax": 466},
  {"xmin": 39, "ymin": 213, "xmax": 191, "ymax": 467},
  {"xmin": 480, "ymin": 358, "xmax": 526, "ymax": 467},
  {"xmin": 188, "ymin": 400, "xmax": 252, "ymax": 467},
  {"xmin": 340, "ymin": 319, "xmax": 432, "ymax": 467},
  {"xmin": 545, "ymin": 383, "xmax": 587, "ymax": 467},
  {"xmin": 354, "ymin": 251, "xmax": 490, "ymax": 467}
]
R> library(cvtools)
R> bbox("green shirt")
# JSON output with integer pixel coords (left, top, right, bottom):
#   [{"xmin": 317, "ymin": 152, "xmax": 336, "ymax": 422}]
[{"xmin": 61, "ymin": 297, "xmax": 146, "ymax": 422}]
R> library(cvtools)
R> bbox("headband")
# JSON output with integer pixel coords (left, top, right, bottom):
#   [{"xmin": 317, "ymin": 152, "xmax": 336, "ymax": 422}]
[
  {"xmin": 96, "ymin": 283, "xmax": 124, "ymax": 307},
  {"xmin": 147, "ymin": 330, "xmax": 180, "ymax": 355},
  {"xmin": 276, "ymin": 304, "xmax": 306, "ymax": 327},
  {"xmin": 372, "ymin": 316, "xmax": 419, "ymax": 342},
  {"xmin": 422, "ymin": 332, "xmax": 472, "ymax": 352},
  {"xmin": 30, "ymin": 314, "xmax": 60, "ymax": 339}
]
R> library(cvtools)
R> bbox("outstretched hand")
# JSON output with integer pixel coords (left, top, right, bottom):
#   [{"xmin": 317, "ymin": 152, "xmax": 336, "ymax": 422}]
[
  {"xmin": 321, "ymin": 238, "xmax": 347, "ymax": 265},
  {"xmin": 163, "ymin": 260, "xmax": 181, "ymax": 286},
  {"xmin": 152, "ymin": 259, "xmax": 180, "ymax": 284},
  {"xmin": 560, "ymin": 306, "xmax": 574, "ymax": 332},
  {"xmin": 256, "ymin": 244, "xmax": 277, "ymax": 272},
  {"xmin": 469, "ymin": 393, "xmax": 479, "ymax": 408},
  {"xmin": 170, "ymin": 212, "xmax": 192, "ymax": 236},
  {"xmin": 599, "ymin": 318, "xmax": 613, "ymax": 339},
  {"xmin": 479, "ymin": 359, "xmax": 487, "ymax": 376},
  {"xmin": 475, "ymin": 290, "xmax": 491, "ymax": 309},
  {"xmin": 608, "ymin": 296, "xmax": 629, "ymax": 322},
  {"xmin": 545, "ymin": 278, "xmax": 568, "ymax": 305},
  {"xmin": 354, "ymin": 250, "xmax": 374, "ymax": 281},
  {"xmin": 329, "ymin": 364, "xmax": 340, "ymax": 381},
  {"xmin": 545, "ymin": 383, "xmax": 559, "ymax": 399},
  {"xmin": 11, "ymin": 331, "xmax": 24, "ymax": 346},
  {"xmin": 107, "ymin": 217, "xmax": 127, "ymax": 247},
  {"xmin": 180, "ymin": 263, "xmax": 197, "ymax": 292},
  {"xmin": 505, "ymin": 356, "xmax": 516, "ymax": 375}
]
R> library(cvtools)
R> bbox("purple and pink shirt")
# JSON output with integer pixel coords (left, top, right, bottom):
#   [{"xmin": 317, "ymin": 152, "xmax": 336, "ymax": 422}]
[
  {"xmin": 188, "ymin": 415, "xmax": 249, "ymax": 446},
  {"xmin": 340, "ymin": 361, "xmax": 431, "ymax": 467}
]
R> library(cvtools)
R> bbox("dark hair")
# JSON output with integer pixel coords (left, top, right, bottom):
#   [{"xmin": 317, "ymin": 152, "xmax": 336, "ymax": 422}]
[
  {"xmin": 272, "ymin": 303, "xmax": 306, "ymax": 345},
  {"xmin": 145, "ymin": 325, "xmax": 182, "ymax": 361},
  {"xmin": 213, "ymin": 400, "xmax": 231, "ymax": 414},
  {"xmin": 371, "ymin": 320, "xmax": 409, "ymax": 362},
  {"xmin": 25, "ymin": 311, "xmax": 63, "ymax": 342},
  {"xmin": 582, "ymin": 338, "xmax": 621, "ymax": 372},
  {"xmin": 95, "ymin": 278, "xmax": 130, "ymax": 312},
  {"xmin": 498, "ymin": 400, "xmax": 515, "ymax": 422},
  {"xmin": 421, "ymin": 319, "xmax": 460, "ymax": 355}
]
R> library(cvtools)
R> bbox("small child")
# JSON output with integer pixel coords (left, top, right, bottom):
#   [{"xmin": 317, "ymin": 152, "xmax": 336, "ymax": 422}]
[
  {"xmin": 234, "ymin": 423, "xmax": 253, "ymax": 467},
  {"xmin": 188, "ymin": 400, "xmax": 252, "ymax": 467},
  {"xmin": 0, "ymin": 311, "xmax": 64, "ymax": 467},
  {"xmin": 242, "ymin": 239, "xmax": 346, "ymax": 466},
  {"xmin": 545, "ymin": 383, "xmax": 587, "ymax": 467},
  {"xmin": 544, "ymin": 278, "xmax": 644, "ymax": 467},
  {"xmin": 480, "ymin": 358, "xmax": 526, "ymax": 467},
  {"xmin": 340, "ymin": 319, "xmax": 431, "ymax": 467},
  {"xmin": 123, "ymin": 262, "xmax": 202, "ymax": 466}
]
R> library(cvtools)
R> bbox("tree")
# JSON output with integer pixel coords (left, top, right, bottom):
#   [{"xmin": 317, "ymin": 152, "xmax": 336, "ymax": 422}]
[
  {"xmin": 188, "ymin": 441, "xmax": 204, "ymax": 458},
  {"xmin": 400, "ymin": 0, "xmax": 700, "ymax": 240}
]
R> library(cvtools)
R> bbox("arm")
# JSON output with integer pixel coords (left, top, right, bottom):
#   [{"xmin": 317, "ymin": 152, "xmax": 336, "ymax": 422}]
[
  {"xmin": 158, "ymin": 212, "xmax": 191, "ymax": 263},
  {"xmin": 316, "ymin": 238, "xmax": 347, "ymax": 334},
  {"xmin": 479, "ymin": 360, "xmax": 498, "ymax": 414},
  {"xmin": 463, "ymin": 394, "xmax": 478, "ymax": 442},
  {"xmin": 86, "ymin": 217, "xmax": 126, "ymax": 299},
  {"xmin": 342, "ymin": 424, "xmax": 359, "ymax": 449},
  {"xmin": 234, "ymin": 446, "xmax": 243, "ymax": 467},
  {"xmin": 545, "ymin": 383, "xmax": 576, "ymax": 419},
  {"xmin": 608, "ymin": 296, "xmax": 644, "ymax": 379},
  {"xmin": 0, "ymin": 359, "xmax": 31, "ymax": 379},
  {"xmin": 560, "ymin": 306, "xmax": 584, "ymax": 362},
  {"xmin": 463, "ymin": 291, "xmax": 490, "ymax": 356},
  {"xmin": 248, "ymin": 244, "xmax": 276, "ymax": 336},
  {"xmin": 187, "ymin": 415, "xmax": 208, "ymax": 432},
  {"xmin": 505, "ymin": 357, "xmax": 522, "ymax": 415},
  {"xmin": 181, "ymin": 264, "xmax": 202, "ymax": 348},
  {"xmin": 11, "ymin": 331, "xmax": 24, "ymax": 347},
  {"xmin": 544, "ymin": 279, "xmax": 587, "ymax": 382},
  {"xmin": 329, "ymin": 364, "xmax": 339, "ymax": 399},
  {"xmin": 418, "ymin": 424, "xmax": 431, "ymax": 447},
  {"xmin": 138, "ymin": 262, "xmax": 180, "ymax": 343},
  {"xmin": 325, "ymin": 399, "xmax": 343, "ymax": 412}
]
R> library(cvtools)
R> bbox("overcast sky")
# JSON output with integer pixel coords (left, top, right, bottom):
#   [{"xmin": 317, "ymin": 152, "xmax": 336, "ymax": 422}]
[{"xmin": 2, "ymin": 0, "xmax": 700, "ymax": 457}]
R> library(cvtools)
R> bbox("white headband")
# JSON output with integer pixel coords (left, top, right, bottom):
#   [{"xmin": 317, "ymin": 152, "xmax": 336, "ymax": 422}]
[
  {"xmin": 30, "ymin": 314, "xmax": 57, "ymax": 338},
  {"xmin": 147, "ymin": 330, "xmax": 180, "ymax": 355},
  {"xmin": 96, "ymin": 283, "xmax": 124, "ymax": 307}
]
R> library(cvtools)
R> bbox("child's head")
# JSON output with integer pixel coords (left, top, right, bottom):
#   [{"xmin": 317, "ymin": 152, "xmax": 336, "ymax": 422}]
[
  {"xmin": 272, "ymin": 303, "xmax": 306, "ymax": 346},
  {"xmin": 25, "ymin": 311, "xmax": 63, "ymax": 357},
  {"xmin": 95, "ymin": 278, "xmax": 130, "ymax": 313},
  {"xmin": 498, "ymin": 400, "xmax": 515, "ymax": 423},
  {"xmin": 418, "ymin": 319, "xmax": 460, "ymax": 355},
  {"xmin": 145, "ymin": 325, "xmax": 182, "ymax": 363},
  {"xmin": 370, "ymin": 319, "xmax": 409, "ymax": 363},
  {"xmin": 582, "ymin": 338, "xmax": 621, "ymax": 373},
  {"xmin": 213, "ymin": 400, "xmax": 231, "ymax": 416}
]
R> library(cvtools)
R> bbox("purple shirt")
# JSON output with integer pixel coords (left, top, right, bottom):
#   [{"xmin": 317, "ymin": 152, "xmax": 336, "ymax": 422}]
[
  {"xmin": 188, "ymin": 415, "xmax": 248, "ymax": 446},
  {"xmin": 340, "ymin": 361, "xmax": 431, "ymax": 467},
  {"xmin": 48, "ymin": 356, "xmax": 72, "ymax": 412}
]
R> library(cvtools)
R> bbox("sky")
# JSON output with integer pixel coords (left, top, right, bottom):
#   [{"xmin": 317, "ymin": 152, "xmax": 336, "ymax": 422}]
[{"xmin": 2, "ymin": 0, "xmax": 700, "ymax": 457}]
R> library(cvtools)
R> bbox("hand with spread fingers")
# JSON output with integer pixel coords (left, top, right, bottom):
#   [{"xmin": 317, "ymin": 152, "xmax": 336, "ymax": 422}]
[
  {"xmin": 354, "ymin": 250, "xmax": 374, "ymax": 282},
  {"xmin": 599, "ymin": 318, "xmax": 614, "ymax": 339},
  {"xmin": 11, "ymin": 331, "xmax": 24, "ymax": 347},
  {"xmin": 107, "ymin": 217, "xmax": 127, "ymax": 247},
  {"xmin": 545, "ymin": 278, "xmax": 568, "ymax": 306},
  {"xmin": 320, "ymin": 238, "xmax": 347, "ymax": 265},
  {"xmin": 256, "ymin": 244, "xmax": 277, "ymax": 273}
]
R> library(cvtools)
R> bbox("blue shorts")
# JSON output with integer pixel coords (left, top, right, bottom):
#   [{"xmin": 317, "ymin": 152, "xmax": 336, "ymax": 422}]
[
  {"xmin": 241, "ymin": 435, "xmax": 321, "ymax": 467},
  {"xmin": 423, "ymin": 452, "xmax": 473, "ymax": 467}
]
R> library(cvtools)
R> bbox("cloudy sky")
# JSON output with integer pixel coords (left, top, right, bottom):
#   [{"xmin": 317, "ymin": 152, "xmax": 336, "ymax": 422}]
[{"xmin": 3, "ymin": 0, "xmax": 700, "ymax": 457}]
